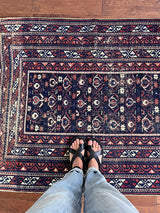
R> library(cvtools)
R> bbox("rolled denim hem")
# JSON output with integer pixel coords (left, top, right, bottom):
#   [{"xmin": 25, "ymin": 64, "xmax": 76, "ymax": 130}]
[
  {"xmin": 86, "ymin": 167, "xmax": 100, "ymax": 175},
  {"xmin": 70, "ymin": 167, "xmax": 84, "ymax": 175}
]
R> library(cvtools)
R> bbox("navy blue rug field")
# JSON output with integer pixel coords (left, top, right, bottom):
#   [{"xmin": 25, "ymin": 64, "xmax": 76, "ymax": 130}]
[{"xmin": 0, "ymin": 18, "xmax": 160, "ymax": 194}]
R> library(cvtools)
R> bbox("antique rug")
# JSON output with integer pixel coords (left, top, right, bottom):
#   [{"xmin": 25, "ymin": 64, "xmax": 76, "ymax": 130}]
[{"xmin": 0, "ymin": 18, "xmax": 160, "ymax": 194}]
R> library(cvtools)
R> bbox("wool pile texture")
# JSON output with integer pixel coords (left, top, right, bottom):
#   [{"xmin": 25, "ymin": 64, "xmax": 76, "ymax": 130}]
[{"xmin": 0, "ymin": 18, "xmax": 160, "ymax": 194}]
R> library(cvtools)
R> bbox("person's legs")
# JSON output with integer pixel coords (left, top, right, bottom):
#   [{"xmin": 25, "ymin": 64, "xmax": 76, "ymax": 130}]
[
  {"xmin": 26, "ymin": 138, "xmax": 85, "ymax": 213},
  {"xmin": 26, "ymin": 168, "xmax": 83, "ymax": 213},
  {"xmin": 84, "ymin": 167, "xmax": 139, "ymax": 213},
  {"xmin": 84, "ymin": 140, "xmax": 139, "ymax": 213}
]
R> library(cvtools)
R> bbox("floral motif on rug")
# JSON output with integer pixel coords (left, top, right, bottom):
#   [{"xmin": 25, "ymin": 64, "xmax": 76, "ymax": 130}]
[{"xmin": 0, "ymin": 18, "xmax": 160, "ymax": 194}]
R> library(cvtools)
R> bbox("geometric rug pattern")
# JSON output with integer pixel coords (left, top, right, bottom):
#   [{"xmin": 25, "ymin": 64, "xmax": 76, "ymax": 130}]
[{"xmin": 0, "ymin": 18, "xmax": 160, "ymax": 194}]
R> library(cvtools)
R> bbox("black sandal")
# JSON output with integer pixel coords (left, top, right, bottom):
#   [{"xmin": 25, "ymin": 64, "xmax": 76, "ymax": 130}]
[
  {"xmin": 69, "ymin": 137, "xmax": 85, "ymax": 169},
  {"xmin": 86, "ymin": 138, "xmax": 103, "ymax": 169}
]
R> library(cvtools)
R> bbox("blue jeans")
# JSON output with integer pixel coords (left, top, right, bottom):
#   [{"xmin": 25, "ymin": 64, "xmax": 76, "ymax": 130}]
[{"xmin": 26, "ymin": 167, "xmax": 139, "ymax": 213}]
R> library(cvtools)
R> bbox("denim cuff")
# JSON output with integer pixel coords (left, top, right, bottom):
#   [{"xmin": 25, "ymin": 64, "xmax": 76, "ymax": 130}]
[
  {"xmin": 70, "ymin": 167, "xmax": 84, "ymax": 175},
  {"xmin": 86, "ymin": 167, "xmax": 100, "ymax": 175}
]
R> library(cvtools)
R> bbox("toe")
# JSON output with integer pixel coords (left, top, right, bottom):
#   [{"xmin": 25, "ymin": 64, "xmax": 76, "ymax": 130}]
[
  {"xmin": 96, "ymin": 142, "xmax": 99, "ymax": 149},
  {"xmin": 73, "ymin": 140, "xmax": 77, "ymax": 149},
  {"xmin": 79, "ymin": 139, "xmax": 84, "ymax": 144},
  {"xmin": 93, "ymin": 140, "xmax": 96, "ymax": 148},
  {"xmin": 88, "ymin": 140, "xmax": 92, "ymax": 146}
]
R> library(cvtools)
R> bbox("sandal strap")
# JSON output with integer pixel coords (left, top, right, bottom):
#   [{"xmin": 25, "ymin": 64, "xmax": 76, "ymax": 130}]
[
  {"xmin": 87, "ymin": 145, "xmax": 103, "ymax": 168},
  {"xmin": 70, "ymin": 143, "xmax": 84, "ymax": 166}
]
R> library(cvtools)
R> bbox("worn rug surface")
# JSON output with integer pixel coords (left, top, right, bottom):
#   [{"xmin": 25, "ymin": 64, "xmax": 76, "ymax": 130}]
[{"xmin": 0, "ymin": 18, "xmax": 160, "ymax": 194}]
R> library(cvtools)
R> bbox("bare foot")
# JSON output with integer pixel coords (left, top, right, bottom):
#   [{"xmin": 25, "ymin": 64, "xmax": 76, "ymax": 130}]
[
  {"xmin": 70, "ymin": 138, "xmax": 85, "ymax": 170},
  {"xmin": 87, "ymin": 139, "xmax": 102, "ymax": 170}
]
